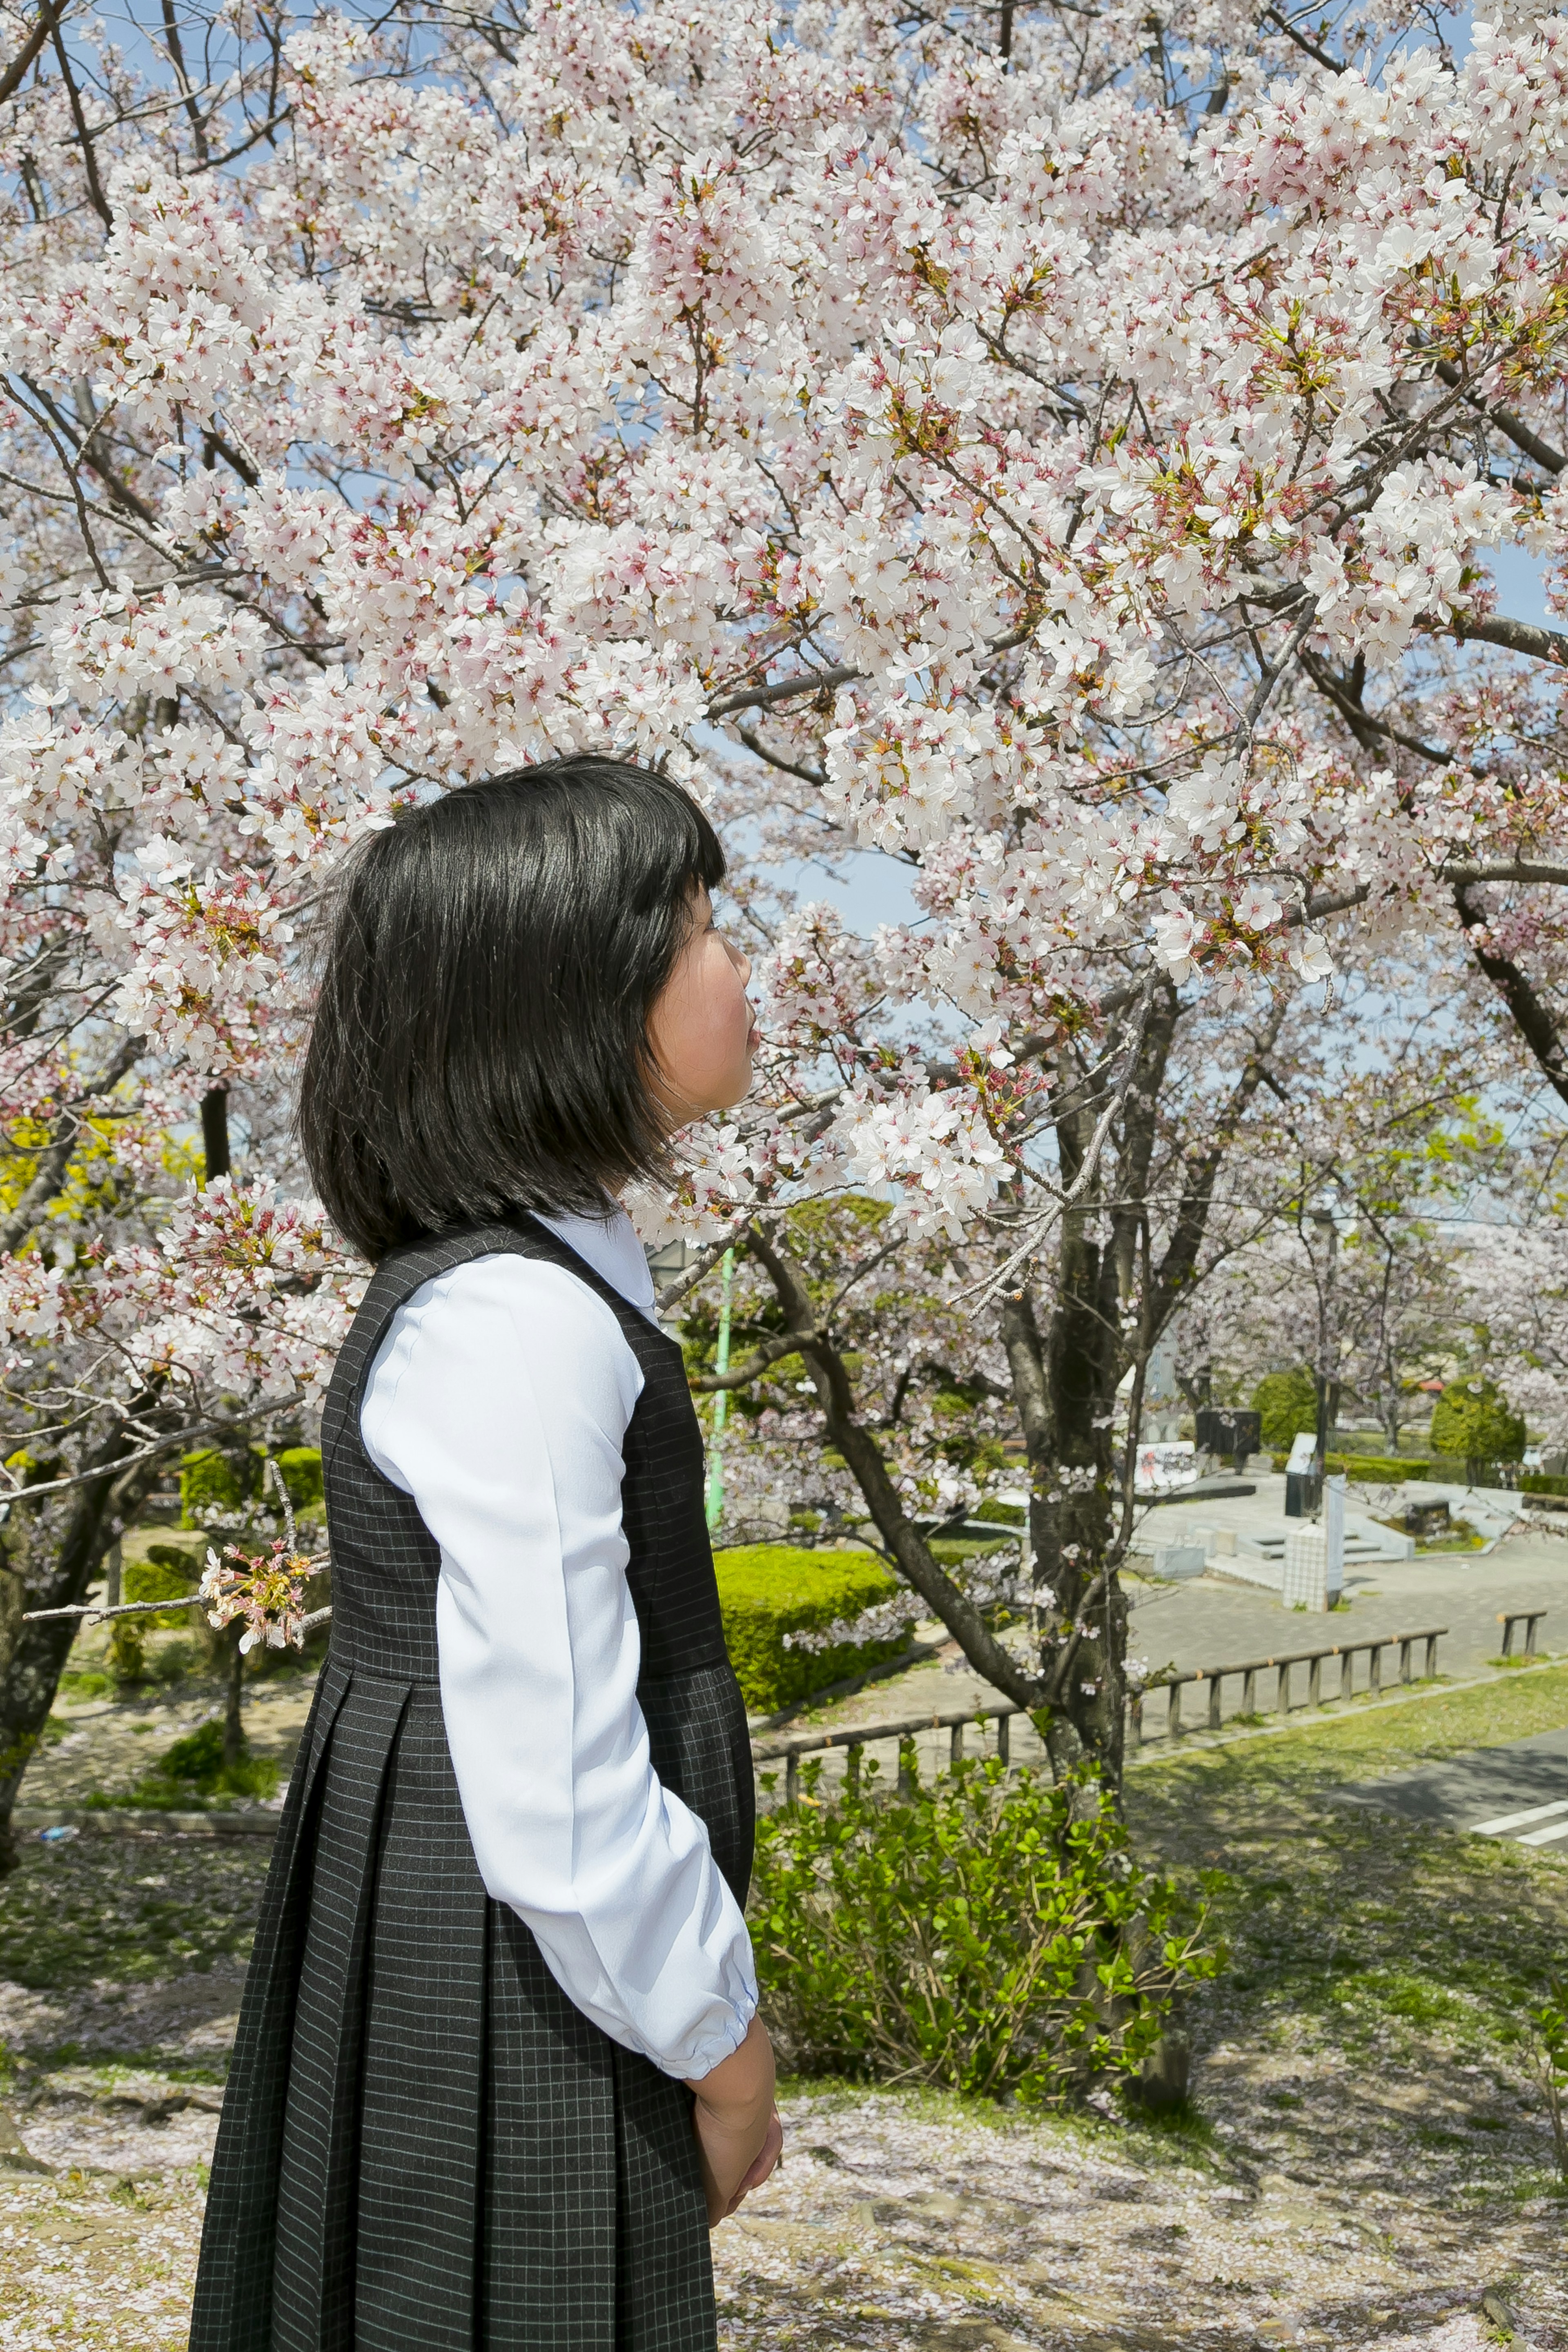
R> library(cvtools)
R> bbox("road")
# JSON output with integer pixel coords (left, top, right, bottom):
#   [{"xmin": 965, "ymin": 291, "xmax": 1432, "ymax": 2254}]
[{"xmin": 1332, "ymin": 1724, "xmax": 1568, "ymax": 1849}]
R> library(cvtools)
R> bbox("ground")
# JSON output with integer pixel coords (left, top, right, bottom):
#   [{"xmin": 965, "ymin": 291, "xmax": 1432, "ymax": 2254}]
[{"xmin": 0, "ymin": 1625, "xmax": 1564, "ymax": 2348}]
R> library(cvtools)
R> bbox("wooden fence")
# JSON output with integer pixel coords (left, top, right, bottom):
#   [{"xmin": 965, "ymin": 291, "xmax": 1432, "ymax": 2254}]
[{"xmin": 751, "ymin": 1625, "xmax": 1448, "ymax": 1804}]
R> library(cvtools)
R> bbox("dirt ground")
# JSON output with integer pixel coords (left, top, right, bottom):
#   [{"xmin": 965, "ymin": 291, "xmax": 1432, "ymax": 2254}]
[{"xmin": 0, "ymin": 1656, "xmax": 1564, "ymax": 2351}]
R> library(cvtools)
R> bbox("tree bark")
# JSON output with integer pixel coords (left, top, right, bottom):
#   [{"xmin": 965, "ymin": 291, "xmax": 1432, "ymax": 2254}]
[
  {"xmin": 1002, "ymin": 1260, "xmax": 1127, "ymax": 1786},
  {"xmin": 201, "ymin": 1086, "xmax": 231, "ymax": 1181},
  {"xmin": 0, "ymin": 1427, "xmax": 162, "ymax": 1869},
  {"xmin": 220, "ymin": 1620, "xmax": 245, "ymax": 1771},
  {"xmin": 1454, "ymin": 882, "xmax": 1568, "ymax": 1108}
]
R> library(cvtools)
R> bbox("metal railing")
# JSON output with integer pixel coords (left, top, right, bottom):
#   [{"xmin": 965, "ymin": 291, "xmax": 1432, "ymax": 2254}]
[{"xmin": 751, "ymin": 1625, "xmax": 1448, "ymax": 1802}]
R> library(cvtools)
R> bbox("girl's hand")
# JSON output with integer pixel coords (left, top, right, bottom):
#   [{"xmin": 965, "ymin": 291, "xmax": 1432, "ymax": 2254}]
[
  {"xmin": 717, "ymin": 2104, "xmax": 783, "ymax": 2220},
  {"xmin": 686, "ymin": 2014, "xmax": 780, "ymax": 2227}
]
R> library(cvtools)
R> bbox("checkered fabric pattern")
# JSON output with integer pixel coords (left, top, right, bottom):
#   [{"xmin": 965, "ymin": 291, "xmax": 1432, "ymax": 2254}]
[{"xmin": 189, "ymin": 1217, "xmax": 753, "ymax": 2351}]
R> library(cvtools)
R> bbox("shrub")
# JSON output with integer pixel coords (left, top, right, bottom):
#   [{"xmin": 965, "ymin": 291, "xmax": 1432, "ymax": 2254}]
[
  {"xmin": 1430, "ymin": 1379, "xmax": 1525, "ymax": 1463},
  {"xmin": 106, "ymin": 1617, "xmax": 145, "ymax": 1683},
  {"xmin": 750, "ymin": 1757, "xmax": 1219, "ymax": 2105},
  {"xmin": 1252, "ymin": 1368, "xmax": 1318, "ymax": 1452},
  {"xmin": 179, "ymin": 1447, "xmax": 250, "ymax": 1526},
  {"xmin": 714, "ymin": 1545, "xmax": 915, "ymax": 1713},
  {"xmin": 155, "ymin": 1719, "xmax": 280, "ymax": 1796},
  {"xmin": 122, "ymin": 1543, "xmax": 202, "ymax": 1629},
  {"xmin": 276, "ymin": 1446, "xmax": 324, "ymax": 1516},
  {"xmin": 1333, "ymin": 1453, "xmax": 1430, "ymax": 1483},
  {"xmin": 179, "ymin": 1442, "xmax": 323, "ymax": 1529},
  {"xmin": 85, "ymin": 1718, "xmax": 280, "ymax": 1809},
  {"xmin": 1270, "ymin": 1451, "xmax": 1435, "ymax": 1482},
  {"xmin": 1524, "ymin": 1472, "xmax": 1568, "ymax": 1497}
]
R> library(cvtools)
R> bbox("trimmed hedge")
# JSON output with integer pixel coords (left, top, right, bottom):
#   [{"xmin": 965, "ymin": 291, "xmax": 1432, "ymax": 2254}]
[
  {"xmin": 714, "ymin": 1545, "xmax": 916, "ymax": 1714},
  {"xmin": 180, "ymin": 1443, "xmax": 324, "ymax": 1527},
  {"xmin": 1524, "ymin": 1472, "xmax": 1568, "ymax": 1496},
  {"xmin": 180, "ymin": 1447, "xmax": 245, "ymax": 1523},
  {"xmin": 1270, "ymin": 1452, "xmax": 1432, "ymax": 1482},
  {"xmin": 124, "ymin": 1541, "xmax": 203, "ymax": 1628}
]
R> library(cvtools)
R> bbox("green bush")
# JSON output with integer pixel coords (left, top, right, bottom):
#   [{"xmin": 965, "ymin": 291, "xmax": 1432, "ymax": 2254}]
[
  {"xmin": 106, "ymin": 1616, "xmax": 145, "ymax": 1683},
  {"xmin": 179, "ymin": 1447, "xmax": 250, "ymax": 1526},
  {"xmin": 1270, "ymin": 1451, "xmax": 1434, "ymax": 1482},
  {"xmin": 1330, "ymin": 1454, "xmax": 1410, "ymax": 1483},
  {"xmin": 750, "ymin": 1757, "xmax": 1219, "ymax": 2105},
  {"xmin": 1252, "ymin": 1368, "xmax": 1319, "ymax": 1451},
  {"xmin": 86, "ymin": 1718, "xmax": 280, "ymax": 1810},
  {"xmin": 276, "ymin": 1446, "xmax": 324, "ymax": 1516},
  {"xmin": 1430, "ymin": 1379, "xmax": 1525, "ymax": 1463},
  {"xmin": 714, "ymin": 1545, "xmax": 915, "ymax": 1713},
  {"xmin": 122, "ymin": 1543, "xmax": 203, "ymax": 1629},
  {"xmin": 1524, "ymin": 1472, "xmax": 1568, "ymax": 1496},
  {"xmin": 179, "ymin": 1443, "xmax": 323, "ymax": 1528}
]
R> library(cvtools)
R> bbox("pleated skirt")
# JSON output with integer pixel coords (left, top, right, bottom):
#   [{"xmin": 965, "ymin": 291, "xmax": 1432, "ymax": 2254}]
[{"xmin": 189, "ymin": 1659, "xmax": 716, "ymax": 2351}]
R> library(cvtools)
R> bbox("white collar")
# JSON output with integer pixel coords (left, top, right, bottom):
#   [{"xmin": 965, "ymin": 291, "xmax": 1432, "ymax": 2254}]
[{"xmin": 536, "ymin": 1207, "xmax": 659, "ymax": 1325}]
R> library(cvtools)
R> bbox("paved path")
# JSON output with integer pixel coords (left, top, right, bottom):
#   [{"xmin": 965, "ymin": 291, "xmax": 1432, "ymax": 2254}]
[
  {"xmin": 780, "ymin": 1531, "xmax": 1568, "ymax": 1760},
  {"xmin": 1332, "ymin": 1725, "xmax": 1568, "ymax": 1849},
  {"xmin": 1125, "ymin": 1532, "xmax": 1568, "ymax": 1691}
]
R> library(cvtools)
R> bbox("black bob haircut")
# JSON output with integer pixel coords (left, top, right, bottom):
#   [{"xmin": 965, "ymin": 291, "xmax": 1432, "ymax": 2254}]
[{"xmin": 298, "ymin": 755, "xmax": 725, "ymax": 1262}]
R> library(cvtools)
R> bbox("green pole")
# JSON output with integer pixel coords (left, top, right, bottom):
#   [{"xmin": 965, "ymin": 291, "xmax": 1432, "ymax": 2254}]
[{"xmin": 705, "ymin": 1248, "xmax": 734, "ymax": 1533}]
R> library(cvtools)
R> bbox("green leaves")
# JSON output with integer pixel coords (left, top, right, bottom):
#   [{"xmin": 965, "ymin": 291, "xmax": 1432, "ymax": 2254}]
[{"xmin": 749, "ymin": 1757, "xmax": 1218, "ymax": 2107}]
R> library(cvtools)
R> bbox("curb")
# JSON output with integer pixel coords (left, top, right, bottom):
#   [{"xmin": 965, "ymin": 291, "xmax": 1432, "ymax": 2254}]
[{"xmin": 15, "ymin": 1806, "xmax": 281, "ymax": 1839}]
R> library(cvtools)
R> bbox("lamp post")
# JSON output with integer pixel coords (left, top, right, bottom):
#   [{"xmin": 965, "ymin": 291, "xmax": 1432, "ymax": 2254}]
[
  {"xmin": 1309, "ymin": 1203, "xmax": 1341, "ymax": 1490},
  {"xmin": 704, "ymin": 1249, "xmax": 734, "ymax": 1533}
]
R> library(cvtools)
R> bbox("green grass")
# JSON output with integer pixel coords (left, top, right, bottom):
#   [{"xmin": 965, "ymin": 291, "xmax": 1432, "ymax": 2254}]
[{"xmin": 1127, "ymin": 1665, "xmax": 1568, "ymax": 2083}]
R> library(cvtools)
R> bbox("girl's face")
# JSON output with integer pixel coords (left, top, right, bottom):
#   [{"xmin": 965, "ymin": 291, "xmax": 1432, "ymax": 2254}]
[{"xmin": 647, "ymin": 886, "xmax": 757, "ymax": 1126}]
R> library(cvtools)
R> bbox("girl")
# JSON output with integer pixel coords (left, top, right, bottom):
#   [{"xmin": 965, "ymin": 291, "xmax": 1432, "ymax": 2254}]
[{"xmin": 190, "ymin": 757, "xmax": 781, "ymax": 2352}]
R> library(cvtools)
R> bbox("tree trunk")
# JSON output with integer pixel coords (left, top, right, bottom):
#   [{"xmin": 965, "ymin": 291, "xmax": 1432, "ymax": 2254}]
[
  {"xmin": 201, "ymin": 1085, "xmax": 231, "ymax": 1181},
  {"xmin": 0, "ymin": 1433, "xmax": 161, "ymax": 1870},
  {"xmin": 1002, "ymin": 1229, "xmax": 1128, "ymax": 1791},
  {"xmin": 221, "ymin": 1620, "xmax": 246, "ymax": 1772}
]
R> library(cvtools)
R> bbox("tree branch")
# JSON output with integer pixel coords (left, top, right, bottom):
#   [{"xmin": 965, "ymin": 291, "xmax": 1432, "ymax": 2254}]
[
  {"xmin": 1450, "ymin": 612, "xmax": 1568, "ymax": 666},
  {"xmin": 1261, "ymin": 5, "xmax": 1346, "ymax": 73},
  {"xmin": 747, "ymin": 1221, "xmax": 1044, "ymax": 1709},
  {"xmin": 707, "ymin": 663, "xmax": 860, "ymax": 720},
  {"xmin": 689, "ymin": 1330, "xmax": 814, "ymax": 1392},
  {"xmin": 0, "ymin": 0, "xmax": 65, "ymax": 105},
  {"xmin": 1432, "ymin": 357, "xmax": 1565, "ymax": 477},
  {"xmin": 1454, "ymin": 880, "xmax": 1568, "ymax": 1106},
  {"xmin": 49, "ymin": 18, "xmax": 111, "ymax": 227}
]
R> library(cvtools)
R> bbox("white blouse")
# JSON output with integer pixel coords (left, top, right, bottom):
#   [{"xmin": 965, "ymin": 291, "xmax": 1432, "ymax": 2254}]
[{"xmin": 359, "ymin": 1208, "xmax": 757, "ymax": 2082}]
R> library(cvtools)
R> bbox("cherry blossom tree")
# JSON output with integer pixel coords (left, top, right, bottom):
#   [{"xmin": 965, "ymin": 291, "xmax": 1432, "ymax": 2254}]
[
  {"xmin": 6, "ymin": 0, "xmax": 1568, "ymax": 1834},
  {"xmin": 1164, "ymin": 999, "xmax": 1507, "ymax": 1450}
]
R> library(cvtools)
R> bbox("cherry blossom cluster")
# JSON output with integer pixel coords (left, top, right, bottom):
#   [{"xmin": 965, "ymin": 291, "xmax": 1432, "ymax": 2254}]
[
  {"xmin": 200, "ymin": 1539, "xmax": 318, "ymax": 1654},
  {"xmin": 3, "ymin": 0, "xmax": 1568, "ymax": 1465}
]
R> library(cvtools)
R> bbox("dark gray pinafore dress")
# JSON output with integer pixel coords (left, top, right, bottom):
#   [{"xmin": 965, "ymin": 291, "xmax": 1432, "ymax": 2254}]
[{"xmin": 189, "ymin": 1216, "xmax": 756, "ymax": 2352}]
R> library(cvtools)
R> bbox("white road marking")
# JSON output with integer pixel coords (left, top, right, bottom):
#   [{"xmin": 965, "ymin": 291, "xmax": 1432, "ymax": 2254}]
[
  {"xmin": 1470, "ymin": 1796, "xmax": 1568, "ymax": 1835},
  {"xmin": 1516, "ymin": 1817, "xmax": 1568, "ymax": 1848}
]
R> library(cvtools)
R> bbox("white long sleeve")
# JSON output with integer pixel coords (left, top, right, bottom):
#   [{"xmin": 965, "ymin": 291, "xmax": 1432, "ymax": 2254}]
[{"xmin": 359, "ymin": 1211, "xmax": 757, "ymax": 2080}]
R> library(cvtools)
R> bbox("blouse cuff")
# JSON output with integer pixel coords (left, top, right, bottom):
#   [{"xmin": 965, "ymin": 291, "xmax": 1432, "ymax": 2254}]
[{"xmin": 675, "ymin": 1985, "xmax": 760, "ymax": 2084}]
